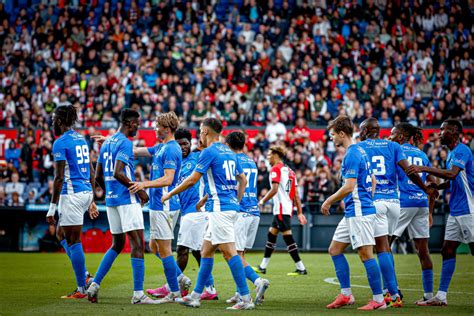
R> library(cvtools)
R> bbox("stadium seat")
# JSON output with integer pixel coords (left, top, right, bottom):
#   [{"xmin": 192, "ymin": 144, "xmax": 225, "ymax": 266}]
[
  {"xmin": 83, "ymin": 228, "xmax": 105, "ymax": 253},
  {"xmin": 103, "ymin": 229, "xmax": 131, "ymax": 253}
]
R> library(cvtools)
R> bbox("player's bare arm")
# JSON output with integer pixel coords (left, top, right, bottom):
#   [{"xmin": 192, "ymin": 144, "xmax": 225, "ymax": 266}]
[
  {"xmin": 406, "ymin": 164, "xmax": 462, "ymax": 181},
  {"xmin": 129, "ymin": 168, "xmax": 175, "ymax": 193},
  {"xmin": 321, "ymin": 178, "xmax": 357, "ymax": 216},
  {"xmin": 91, "ymin": 135, "xmax": 152, "ymax": 158},
  {"xmin": 46, "ymin": 160, "xmax": 66, "ymax": 225},
  {"xmin": 88, "ymin": 161, "xmax": 98, "ymax": 220},
  {"xmin": 399, "ymin": 159, "xmax": 438, "ymax": 200},
  {"xmin": 114, "ymin": 160, "xmax": 149, "ymax": 204},
  {"xmin": 162, "ymin": 170, "xmax": 202, "ymax": 203},
  {"xmin": 236, "ymin": 172, "xmax": 247, "ymax": 202},
  {"xmin": 294, "ymin": 189, "xmax": 307, "ymax": 225},
  {"xmin": 258, "ymin": 182, "xmax": 278, "ymax": 206},
  {"xmin": 371, "ymin": 174, "xmax": 376, "ymax": 198}
]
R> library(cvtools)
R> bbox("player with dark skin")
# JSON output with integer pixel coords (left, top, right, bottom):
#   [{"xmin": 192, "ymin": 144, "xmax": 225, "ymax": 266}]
[
  {"xmin": 388, "ymin": 124, "xmax": 437, "ymax": 275},
  {"xmin": 405, "ymin": 120, "xmax": 474, "ymax": 256},
  {"xmin": 47, "ymin": 105, "xmax": 98, "ymax": 247},
  {"xmin": 359, "ymin": 118, "xmax": 438, "ymax": 255},
  {"xmin": 95, "ymin": 114, "xmax": 149, "ymax": 260}
]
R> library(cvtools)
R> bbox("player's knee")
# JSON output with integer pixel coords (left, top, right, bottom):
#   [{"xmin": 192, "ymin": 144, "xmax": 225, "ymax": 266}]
[
  {"xmin": 441, "ymin": 245, "xmax": 456, "ymax": 259},
  {"xmin": 328, "ymin": 245, "xmax": 339, "ymax": 257},
  {"xmin": 177, "ymin": 246, "xmax": 189, "ymax": 257}
]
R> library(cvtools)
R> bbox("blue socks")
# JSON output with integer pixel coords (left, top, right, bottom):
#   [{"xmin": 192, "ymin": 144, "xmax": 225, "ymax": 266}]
[
  {"xmin": 155, "ymin": 252, "xmax": 161, "ymax": 260},
  {"xmin": 422, "ymin": 269, "xmax": 434, "ymax": 294},
  {"xmin": 162, "ymin": 256, "xmax": 179, "ymax": 293},
  {"xmin": 194, "ymin": 257, "xmax": 214, "ymax": 294},
  {"xmin": 60, "ymin": 239, "xmax": 71, "ymax": 258},
  {"xmin": 131, "ymin": 258, "xmax": 144, "ymax": 291},
  {"xmin": 228, "ymin": 255, "xmax": 249, "ymax": 296},
  {"xmin": 378, "ymin": 252, "xmax": 398, "ymax": 296},
  {"xmin": 69, "ymin": 243, "xmax": 86, "ymax": 287},
  {"xmin": 331, "ymin": 254, "xmax": 350, "ymax": 289},
  {"xmin": 245, "ymin": 265, "xmax": 259, "ymax": 284},
  {"xmin": 439, "ymin": 258, "xmax": 456, "ymax": 292},
  {"xmin": 94, "ymin": 249, "xmax": 119, "ymax": 285},
  {"xmin": 205, "ymin": 272, "xmax": 214, "ymax": 287},
  {"xmin": 363, "ymin": 258, "xmax": 383, "ymax": 295}
]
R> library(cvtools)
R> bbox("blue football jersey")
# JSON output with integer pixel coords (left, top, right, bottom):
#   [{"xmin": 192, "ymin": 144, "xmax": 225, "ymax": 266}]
[
  {"xmin": 237, "ymin": 153, "xmax": 259, "ymax": 216},
  {"xmin": 359, "ymin": 139, "xmax": 406, "ymax": 200},
  {"xmin": 195, "ymin": 142, "xmax": 242, "ymax": 212},
  {"xmin": 178, "ymin": 151, "xmax": 202, "ymax": 216},
  {"xmin": 341, "ymin": 144, "xmax": 376, "ymax": 218},
  {"xmin": 98, "ymin": 132, "xmax": 138, "ymax": 207},
  {"xmin": 147, "ymin": 140, "xmax": 182, "ymax": 211},
  {"xmin": 447, "ymin": 143, "xmax": 474, "ymax": 216},
  {"xmin": 52, "ymin": 130, "xmax": 92, "ymax": 195},
  {"xmin": 397, "ymin": 143, "xmax": 431, "ymax": 208}
]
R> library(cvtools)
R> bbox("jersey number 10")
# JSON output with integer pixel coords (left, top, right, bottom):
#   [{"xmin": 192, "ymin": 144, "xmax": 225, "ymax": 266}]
[
  {"xmin": 75, "ymin": 145, "xmax": 90, "ymax": 164},
  {"xmin": 223, "ymin": 160, "xmax": 236, "ymax": 181}
]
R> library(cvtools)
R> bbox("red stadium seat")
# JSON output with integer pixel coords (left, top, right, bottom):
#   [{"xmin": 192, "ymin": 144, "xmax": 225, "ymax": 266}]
[{"xmin": 83, "ymin": 228, "xmax": 105, "ymax": 253}]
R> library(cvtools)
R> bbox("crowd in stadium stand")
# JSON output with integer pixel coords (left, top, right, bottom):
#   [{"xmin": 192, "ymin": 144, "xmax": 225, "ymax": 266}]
[{"xmin": 0, "ymin": 0, "xmax": 473, "ymax": 212}]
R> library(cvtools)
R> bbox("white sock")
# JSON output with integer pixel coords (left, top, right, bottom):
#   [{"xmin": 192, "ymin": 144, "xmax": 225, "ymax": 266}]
[
  {"xmin": 253, "ymin": 277, "xmax": 262, "ymax": 287},
  {"xmin": 341, "ymin": 288, "xmax": 352, "ymax": 296},
  {"xmin": 165, "ymin": 283, "xmax": 170, "ymax": 291},
  {"xmin": 205, "ymin": 285, "xmax": 216, "ymax": 295},
  {"xmin": 424, "ymin": 292, "xmax": 434, "ymax": 299},
  {"xmin": 382, "ymin": 288, "xmax": 389, "ymax": 295},
  {"xmin": 373, "ymin": 294, "xmax": 384, "ymax": 303},
  {"xmin": 78, "ymin": 286, "xmax": 86, "ymax": 294},
  {"xmin": 436, "ymin": 291, "xmax": 447, "ymax": 300},
  {"xmin": 295, "ymin": 261, "xmax": 305, "ymax": 271},
  {"xmin": 190, "ymin": 291, "xmax": 201, "ymax": 300},
  {"xmin": 241, "ymin": 294, "xmax": 251, "ymax": 303},
  {"xmin": 391, "ymin": 293, "xmax": 400, "ymax": 301},
  {"xmin": 172, "ymin": 290, "xmax": 181, "ymax": 297},
  {"xmin": 85, "ymin": 271, "xmax": 89, "ymax": 277},
  {"xmin": 134, "ymin": 290, "xmax": 144, "ymax": 297},
  {"xmin": 260, "ymin": 258, "xmax": 270, "ymax": 269},
  {"xmin": 177, "ymin": 273, "xmax": 184, "ymax": 282}
]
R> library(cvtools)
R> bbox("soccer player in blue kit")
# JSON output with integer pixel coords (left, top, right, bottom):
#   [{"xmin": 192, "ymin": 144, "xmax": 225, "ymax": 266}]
[
  {"xmin": 389, "ymin": 123, "xmax": 437, "ymax": 304},
  {"xmin": 358, "ymin": 118, "xmax": 438, "ymax": 307},
  {"xmin": 47, "ymin": 105, "xmax": 98, "ymax": 299},
  {"xmin": 162, "ymin": 118, "xmax": 255, "ymax": 310},
  {"xmin": 225, "ymin": 131, "xmax": 270, "ymax": 305},
  {"xmin": 321, "ymin": 116, "xmax": 386, "ymax": 311},
  {"xmin": 129, "ymin": 112, "xmax": 190, "ymax": 304},
  {"xmin": 87, "ymin": 109, "xmax": 152, "ymax": 304},
  {"xmin": 406, "ymin": 119, "xmax": 474, "ymax": 306}
]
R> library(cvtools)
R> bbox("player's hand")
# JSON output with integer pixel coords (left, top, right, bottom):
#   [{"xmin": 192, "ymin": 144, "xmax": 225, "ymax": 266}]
[
  {"xmin": 298, "ymin": 213, "xmax": 307, "ymax": 225},
  {"xmin": 425, "ymin": 187, "xmax": 439, "ymax": 200},
  {"xmin": 46, "ymin": 215, "xmax": 56, "ymax": 225},
  {"xmin": 405, "ymin": 165, "xmax": 422, "ymax": 175},
  {"xmin": 161, "ymin": 193, "xmax": 171, "ymax": 204},
  {"xmin": 429, "ymin": 213, "xmax": 433, "ymax": 228},
  {"xmin": 88, "ymin": 202, "xmax": 99, "ymax": 220},
  {"xmin": 137, "ymin": 190, "xmax": 149, "ymax": 205},
  {"xmin": 91, "ymin": 135, "xmax": 107, "ymax": 145},
  {"xmin": 321, "ymin": 200, "xmax": 331, "ymax": 216},
  {"xmin": 129, "ymin": 181, "xmax": 146, "ymax": 194}
]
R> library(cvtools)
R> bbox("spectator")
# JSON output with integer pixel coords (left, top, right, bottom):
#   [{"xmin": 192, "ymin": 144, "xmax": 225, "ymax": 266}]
[
  {"xmin": 265, "ymin": 115, "xmax": 287, "ymax": 143},
  {"xmin": 5, "ymin": 173, "xmax": 25, "ymax": 197},
  {"xmin": 5, "ymin": 141, "xmax": 20, "ymax": 170}
]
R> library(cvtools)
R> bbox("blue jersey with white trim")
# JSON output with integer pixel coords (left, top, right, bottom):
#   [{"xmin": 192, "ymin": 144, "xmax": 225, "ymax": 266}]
[
  {"xmin": 147, "ymin": 140, "xmax": 182, "ymax": 211},
  {"xmin": 359, "ymin": 139, "xmax": 406, "ymax": 201},
  {"xmin": 178, "ymin": 151, "xmax": 202, "ymax": 216},
  {"xmin": 397, "ymin": 143, "xmax": 431, "ymax": 208},
  {"xmin": 341, "ymin": 144, "xmax": 376, "ymax": 218},
  {"xmin": 237, "ymin": 153, "xmax": 259, "ymax": 216},
  {"xmin": 447, "ymin": 143, "xmax": 474, "ymax": 216},
  {"xmin": 52, "ymin": 130, "xmax": 92, "ymax": 195},
  {"xmin": 195, "ymin": 142, "xmax": 242, "ymax": 212},
  {"xmin": 98, "ymin": 132, "xmax": 138, "ymax": 207}
]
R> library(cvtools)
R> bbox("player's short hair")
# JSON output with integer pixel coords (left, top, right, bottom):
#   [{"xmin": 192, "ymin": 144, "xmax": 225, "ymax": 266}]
[
  {"xmin": 120, "ymin": 109, "xmax": 140, "ymax": 123},
  {"xmin": 444, "ymin": 119, "xmax": 463, "ymax": 134},
  {"xmin": 54, "ymin": 104, "xmax": 78, "ymax": 127},
  {"xmin": 269, "ymin": 145, "xmax": 287, "ymax": 158},
  {"xmin": 202, "ymin": 118, "xmax": 223, "ymax": 134},
  {"xmin": 156, "ymin": 111, "xmax": 180, "ymax": 132},
  {"xmin": 175, "ymin": 127, "xmax": 192, "ymax": 142},
  {"xmin": 396, "ymin": 122, "xmax": 424, "ymax": 144},
  {"xmin": 327, "ymin": 115, "xmax": 354, "ymax": 137},
  {"xmin": 226, "ymin": 131, "xmax": 246, "ymax": 150}
]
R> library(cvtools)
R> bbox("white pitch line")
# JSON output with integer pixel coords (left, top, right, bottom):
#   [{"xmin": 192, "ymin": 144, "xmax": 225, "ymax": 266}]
[{"xmin": 324, "ymin": 273, "xmax": 474, "ymax": 295}]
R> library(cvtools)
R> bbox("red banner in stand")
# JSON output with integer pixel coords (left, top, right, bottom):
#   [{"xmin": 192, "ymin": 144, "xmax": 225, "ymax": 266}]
[{"xmin": 0, "ymin": 128, "xmax": 473, "ymax": 158}]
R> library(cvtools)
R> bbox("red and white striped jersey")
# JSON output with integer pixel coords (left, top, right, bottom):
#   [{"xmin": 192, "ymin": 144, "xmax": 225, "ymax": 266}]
[{"xmin": 269, "ymin": 163, "xmax": 296, "ymax": 216}]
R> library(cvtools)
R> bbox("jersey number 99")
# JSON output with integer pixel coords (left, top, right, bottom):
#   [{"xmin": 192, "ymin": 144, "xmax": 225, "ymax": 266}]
[{"xmin": 75, "ymin": 145, "xmax": 90, "ymax": 164}]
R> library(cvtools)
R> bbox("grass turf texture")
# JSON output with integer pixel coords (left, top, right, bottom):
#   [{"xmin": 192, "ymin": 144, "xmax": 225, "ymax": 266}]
[{"xmin": 0, "ymin": 253, "xmax": 473, "ymax": 315}]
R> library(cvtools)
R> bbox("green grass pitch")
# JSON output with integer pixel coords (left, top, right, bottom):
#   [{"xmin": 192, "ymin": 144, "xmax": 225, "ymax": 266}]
[{"xmin": 0, "ymin": 252, "xmax": 473, "ymax": 315}]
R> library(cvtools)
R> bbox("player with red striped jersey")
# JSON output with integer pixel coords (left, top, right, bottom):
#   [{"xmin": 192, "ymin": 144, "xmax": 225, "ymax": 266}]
[{"xmin": 255, "ymin": 146, "xmax": 308, "ymax": 276}]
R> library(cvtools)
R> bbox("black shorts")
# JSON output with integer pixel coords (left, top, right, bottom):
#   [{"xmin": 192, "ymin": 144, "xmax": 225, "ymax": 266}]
[{"xmin": 271, "ymin": 215, "xmax": 292, "ymax": 232}]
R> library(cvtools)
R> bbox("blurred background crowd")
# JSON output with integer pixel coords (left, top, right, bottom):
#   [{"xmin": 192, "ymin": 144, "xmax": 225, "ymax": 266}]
[{"xmin": 0, "ymin": 0, "xmax": 473, "ymax": 213}]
